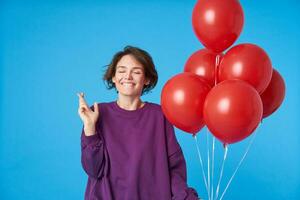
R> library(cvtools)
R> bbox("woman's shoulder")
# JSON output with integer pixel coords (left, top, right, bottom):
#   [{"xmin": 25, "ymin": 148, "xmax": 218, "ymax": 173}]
[
  {"xmin": 97, "ymin": 101, "xmax": 161, "ymax": 109},
  {"xmin": 144, "ymin": 101, "xmax": 168, "ymax": 119},
  {"xmin": 93, "ymin": 101, "xmax": 165, "ymax": 117},
  {"xmin": 145, "ymin": 101, "xmax": 161, "ymax": 110},
  {"xmin": 97, "ymin": 101, "xmax": 113, "ymax": 107}
]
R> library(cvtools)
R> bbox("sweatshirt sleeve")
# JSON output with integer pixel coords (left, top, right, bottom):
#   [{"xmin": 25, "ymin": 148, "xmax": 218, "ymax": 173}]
[
  {"xmin": 164, "ymin": 117, "xmax": 199, "ymax": 200},
  {"xmin": 80, "ymin": 104, "xmax": 107, "ymax": 179}
]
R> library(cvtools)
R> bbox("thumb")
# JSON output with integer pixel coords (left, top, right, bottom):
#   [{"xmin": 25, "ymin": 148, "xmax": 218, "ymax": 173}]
[{"xmin": 93, "ymin": 102, "xmax": 99, "ymax": 115}]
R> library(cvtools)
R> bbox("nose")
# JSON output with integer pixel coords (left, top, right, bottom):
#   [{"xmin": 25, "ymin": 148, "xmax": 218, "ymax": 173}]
[{"xmin": 124, "ymin": 71, "xmax": 133, "ymax": 80}]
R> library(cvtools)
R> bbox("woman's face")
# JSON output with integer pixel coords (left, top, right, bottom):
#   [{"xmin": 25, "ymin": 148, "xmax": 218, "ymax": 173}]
[{"xmin": 112, "ymin": 54, "xmax": 149, "ymax": 97}]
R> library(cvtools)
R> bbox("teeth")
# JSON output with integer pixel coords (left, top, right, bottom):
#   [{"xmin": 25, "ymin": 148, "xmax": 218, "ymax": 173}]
[{"xmin": 122, "ymin": 83, "xmax": 135, "ymax": 87}]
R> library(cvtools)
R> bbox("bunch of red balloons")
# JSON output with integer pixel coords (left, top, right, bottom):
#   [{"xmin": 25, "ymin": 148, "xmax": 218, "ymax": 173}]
[{"xmin": 161, "ymin": 0, "xmax": 285, "ymax": 145}]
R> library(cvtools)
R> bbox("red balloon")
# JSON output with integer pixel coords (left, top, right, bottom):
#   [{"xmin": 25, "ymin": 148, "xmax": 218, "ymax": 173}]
[
  {"xmin": 184, "ymin": 49, "xmax": 223, "ymax": 87},
  {"xmin": 261, "ymin": 69, "xmax": 286, "ymax": 118},
  {"xmin": 161, "ymin": 73, "xmax": 211, "ymax": 134},
  {"xmin": 192, "ymin": 0, "xmax": 244, "ymax": 53},
  {"xmin": 218, "ymin": 43, "xmax": 273, "ymax": 94},
  {"xmin": 203, "ymin": 80, "xmax": 263, "ymax": 144}
]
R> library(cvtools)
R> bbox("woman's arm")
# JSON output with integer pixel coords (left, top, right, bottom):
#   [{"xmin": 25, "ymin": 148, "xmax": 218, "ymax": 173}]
[
  {"xmin": 81, "ymin": 127, "xmax": 106, "ymax": 179},
  {"xmin": 164, "ymin": 116, "xmax": 199, "ymax": 200},
  {"xmin": 79, "ymin": 100, "xmax": 106, "ymax": 179},
  {"xmin": 168, "ymin": 148, "xmax": 199, "ymax": 200}
]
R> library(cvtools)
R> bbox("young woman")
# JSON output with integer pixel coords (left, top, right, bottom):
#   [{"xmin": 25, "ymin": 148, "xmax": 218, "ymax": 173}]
[{"xmin": 77, "ymin": 46, "xmax": 199, "ymax": 200}]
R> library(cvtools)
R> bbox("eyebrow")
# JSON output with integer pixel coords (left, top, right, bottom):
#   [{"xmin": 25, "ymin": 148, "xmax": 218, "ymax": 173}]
[{"xmin": 116, "ymin": 66, "xmax": 143, "ymax": 70}]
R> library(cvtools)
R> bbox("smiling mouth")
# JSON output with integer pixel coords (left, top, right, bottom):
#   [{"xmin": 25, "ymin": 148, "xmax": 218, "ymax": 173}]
[{"xmin": 121, "ymin": 82, "xmax": 136, "ymax": 85}]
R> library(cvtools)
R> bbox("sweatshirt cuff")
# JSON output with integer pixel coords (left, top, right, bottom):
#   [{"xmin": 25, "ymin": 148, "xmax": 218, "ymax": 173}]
[{"xmin": 82, "ymin": 131, "xmax": 102, "ymax": 145}]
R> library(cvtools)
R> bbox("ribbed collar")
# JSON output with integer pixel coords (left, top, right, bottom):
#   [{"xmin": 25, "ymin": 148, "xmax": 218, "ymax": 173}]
[{"xmin": 110, "ymin": 101, "xmax": 149, "ymax": 118}]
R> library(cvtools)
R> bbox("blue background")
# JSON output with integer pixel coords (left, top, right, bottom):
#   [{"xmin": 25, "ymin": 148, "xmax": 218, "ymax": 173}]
[{"xmin": 1, "ymin": 0, "xmax": 299, "ymax": 199}]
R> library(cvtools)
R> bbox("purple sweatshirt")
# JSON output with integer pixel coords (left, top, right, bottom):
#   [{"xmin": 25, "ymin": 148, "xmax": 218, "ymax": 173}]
[{"xmin": 81, "ymin": 101, "xmax": 199, "ymax": 200}]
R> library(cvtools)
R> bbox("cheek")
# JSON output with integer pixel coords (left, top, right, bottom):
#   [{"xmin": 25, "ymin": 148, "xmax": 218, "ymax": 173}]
[
  {"xmin": 114, "ymin": 75, "xmax": 123, "ymax": 82},
  {"xmin": 135, "ymin": 75, "xmax": 145, "ymax": 82}
]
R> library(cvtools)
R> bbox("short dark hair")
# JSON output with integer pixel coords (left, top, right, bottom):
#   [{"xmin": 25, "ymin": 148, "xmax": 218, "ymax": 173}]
[{"xmin": 103, "ymin": 45, "xmax": 158, "ymax": 96}]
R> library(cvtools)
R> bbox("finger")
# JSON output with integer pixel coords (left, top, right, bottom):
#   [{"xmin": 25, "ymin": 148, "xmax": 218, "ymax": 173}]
[
  {"xmin": 78, "ymin": 108, "xmax": 88, "ymax": 119},
  {"xmin": 78, "ymin": 103, "xmax": 89, "ymax": 113},
  {"xmin": 78, "ymin": 106, "xmax": 86, "ymax": 114},
  {"xmin": 77, "ymin": 92, "xmax": 89, "ymax": 107},
  {"xmin": 78, "ymin": 107, "xmax": 84, "ymax": 116},
  {"xmin": 77, "ymin": 96, "xmax": 89, "ymax": 113},
  {"xmin": 93, "ymin": 102, "xmax": 99, "ymax": 115}
]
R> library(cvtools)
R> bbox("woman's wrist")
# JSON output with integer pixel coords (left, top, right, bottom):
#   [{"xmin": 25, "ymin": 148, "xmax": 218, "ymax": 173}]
[{"xmin": 84, "ymin": 124, "xmax": 96, "ymax": 136}]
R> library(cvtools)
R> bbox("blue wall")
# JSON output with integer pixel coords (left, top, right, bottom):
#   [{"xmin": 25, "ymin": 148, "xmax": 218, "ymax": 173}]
[{"xmin": 1, "ymin": 0, "xmax": 299, "ymax": 199}]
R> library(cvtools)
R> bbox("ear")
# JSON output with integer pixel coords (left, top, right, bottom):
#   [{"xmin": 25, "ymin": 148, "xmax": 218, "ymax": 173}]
[{"xmin": 112, "ymin": 76, "xmax": 116, "ymax": 83}]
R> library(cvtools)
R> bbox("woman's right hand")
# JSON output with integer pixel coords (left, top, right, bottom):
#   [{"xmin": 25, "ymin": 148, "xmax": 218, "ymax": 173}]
[{"xmin": 77, "ymin": 92, "xmax": 99, "ymax": 135}]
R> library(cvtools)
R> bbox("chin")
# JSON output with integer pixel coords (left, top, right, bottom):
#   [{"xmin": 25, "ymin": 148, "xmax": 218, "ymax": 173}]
[
  {"xmin": 116, "ymin": 86, "xmax": 142, "ymax": 96},
  {"xmin": 118, "ymin": 89, "xmax": 142, "ymax": 97},
  {"xmin": 120, "ymin": 92, "xmax": 140, "ymax": 97}
]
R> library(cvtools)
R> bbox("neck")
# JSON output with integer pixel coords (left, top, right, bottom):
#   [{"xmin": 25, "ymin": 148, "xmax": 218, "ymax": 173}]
[{"xmin": 116, "ymin": 95, "xmax": 144, "ymax": 111}]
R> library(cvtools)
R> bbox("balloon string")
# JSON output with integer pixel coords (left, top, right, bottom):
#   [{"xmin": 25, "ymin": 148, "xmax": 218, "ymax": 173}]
[
  {"xmin": 206, "ymin": 129, "xmax": 211, "ymax": 199},
  {"xmin": 214, "ymin": 54, "xmax": 221, "ymax": 86},
  {"xmin": 194, "ymin": 135, "xmax": 210, "ymax": 199},
  {"xmin": 214, "ymin": 145, "xmax": 228, "ymax": 200},
  {"xmin": 219, "ymin": 131, "xmax": 258, "ymax": 200},
  {"xmin": 211, "ymin": 136, "xmax": 215, "ymax": 200},
  {"xmin": 211, "ymin": 52, "xmax": 220, "ymax": 200}
]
